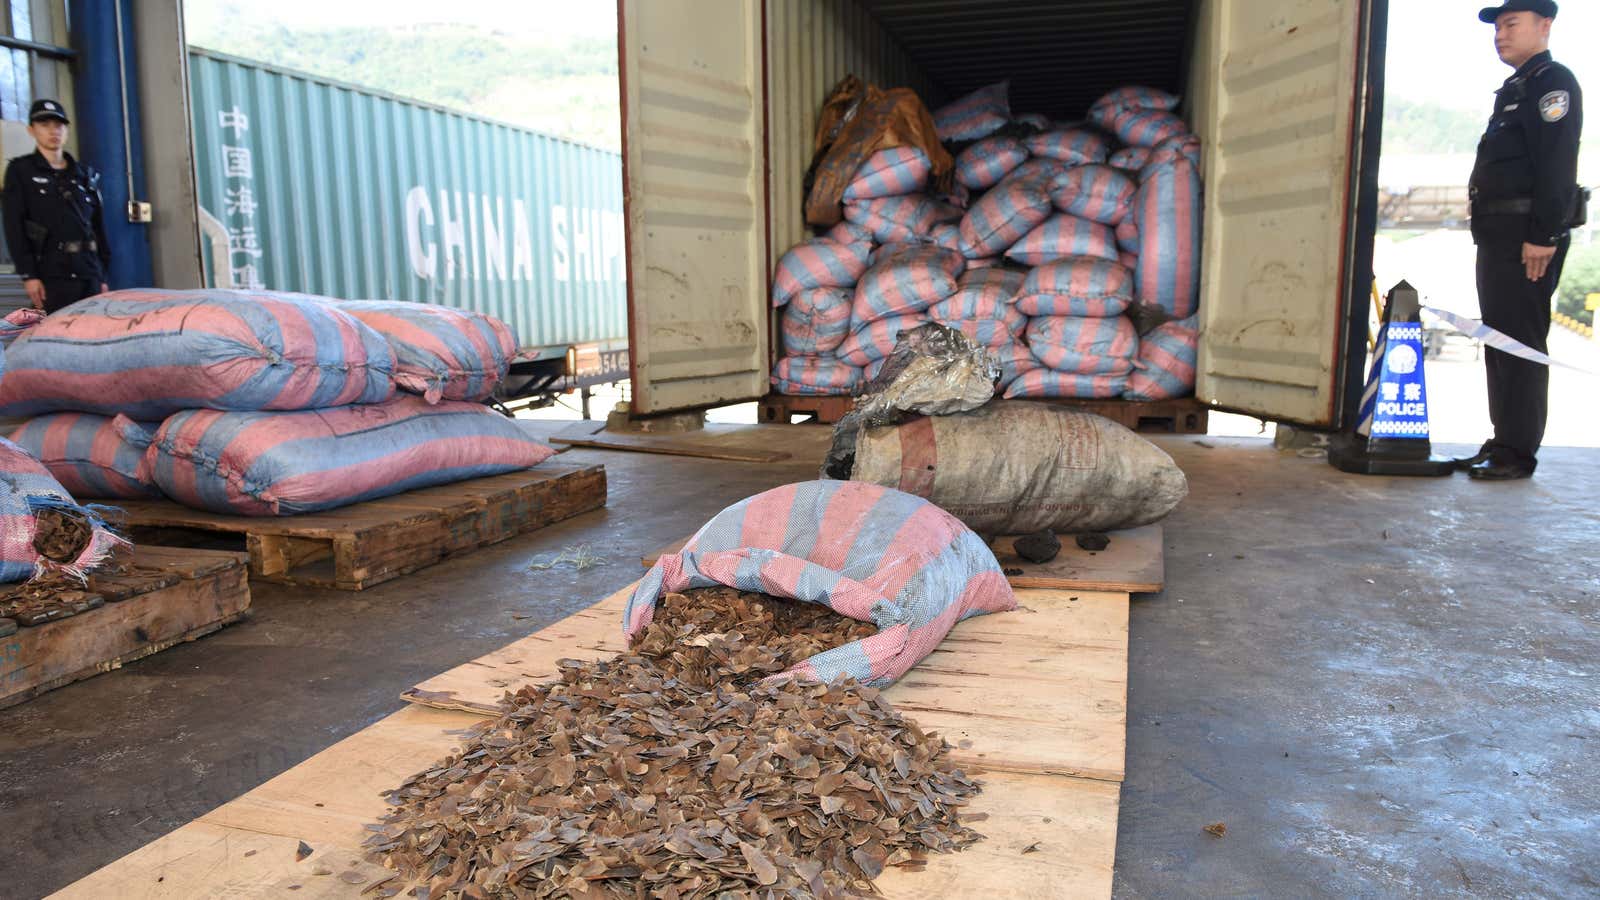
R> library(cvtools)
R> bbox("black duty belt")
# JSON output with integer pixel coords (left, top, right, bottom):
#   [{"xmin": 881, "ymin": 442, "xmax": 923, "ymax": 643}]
[
  {"xmin": 1472, "ymin": 198, "xmax": 1533, "ymax": 216},
  {"xmin": 56, "ymin": 240, "xmax": 98, "ymax": 253}
]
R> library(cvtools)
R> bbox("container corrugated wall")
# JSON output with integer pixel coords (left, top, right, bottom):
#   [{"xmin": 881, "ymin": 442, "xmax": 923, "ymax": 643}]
[
  {"xmin": 188, "ymin": 48, "xmax": 627, "ymax": 352},
  {"xmin": 764, "ymin": 0, "xmax": 935, "ymax": 257}
]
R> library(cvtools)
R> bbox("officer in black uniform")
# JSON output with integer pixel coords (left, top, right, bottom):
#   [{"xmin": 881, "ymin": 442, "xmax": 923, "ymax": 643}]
[
  {"xmin": 1, "ymin": 99, "xmax": 111, "ymax": 313},
  {"xmin": 1459, "ymin": 0, "xmax": 1583, "ymax": 480}
]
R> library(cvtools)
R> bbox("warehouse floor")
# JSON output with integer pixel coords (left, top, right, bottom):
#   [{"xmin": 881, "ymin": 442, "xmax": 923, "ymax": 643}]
[{"xmin": 2, "ymin": 431, "xmax": 1596, "ymax": 898}]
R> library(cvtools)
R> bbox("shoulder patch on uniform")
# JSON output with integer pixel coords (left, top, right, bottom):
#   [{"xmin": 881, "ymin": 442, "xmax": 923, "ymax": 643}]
[{"xmin": 1540, "ymin": 90, "xmax": 1570, "ymax": 123}]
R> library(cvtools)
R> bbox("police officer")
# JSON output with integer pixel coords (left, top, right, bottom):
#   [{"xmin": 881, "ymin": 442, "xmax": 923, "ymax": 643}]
[
  {"xmin": 1458, "ymin": 0, "xmax": 1583, "ymax": 480},
  {"xmin": 1, "ymin": 99, "xmax": 110, "ymax": 313}
]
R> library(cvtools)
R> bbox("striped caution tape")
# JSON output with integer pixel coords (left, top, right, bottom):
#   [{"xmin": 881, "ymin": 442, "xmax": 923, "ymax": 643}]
[{"xmin": 1423, "ymin": 307, "xmax": 1598, "ymax": 375}]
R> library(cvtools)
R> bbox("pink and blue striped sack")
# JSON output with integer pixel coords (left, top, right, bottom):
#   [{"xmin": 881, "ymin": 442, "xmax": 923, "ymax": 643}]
[
  {"xmin": 958, "ymin": 179, "xmax": 1053, "ymax": 258},
  {"xmin": 928, "ymin": 268, "xmax": 1027, "ymax": 347},
  {"xmin": 1132, "ymin": 158, "xmax": 1203, "ymax": 318},
  {"xmin": 1120, "ymin": 250, "xmax": 1140, "ymax": 272},
  {"xmin": 0, "ymin": 290, "xmax": 396, "ymax": 420},
  {"xmin": 990, "ymin": 340, "xmax": 1039, "ymax": 389},
  {"xmin": 624, "ymin": 480, "xmax": 1016, "ymax": 687},
  {"xmin": 956, "ymin": 137, "xmax": 1029, "ymax": 190},
  {"xmin": 1016, "ymin": 257, "xmax": 1134, "ymax": 318},
  {"xmin": 821, "ymin": 220, "xmax": 874, "ymax": 247},
  {"xmin": 331, "ymin": 300, "xmax": 515, "ymax": 404},
  {"xmin": 852, "ymin": 244, "xmax": 964, "ymax": 325},
  {"xmin": 1, "ymin": 437, "xmax": 127, "ymax": 583},
  {"xmin": 146, "ymin": 395, "xmax": 556, "ymax": 516},
  {"xmin": 772, "ymin": 240, "xmax": 872, "ymax": 307},
  {"xmin": 782, "ymin": 288, "xmax": 853, "ymax": 356},
  {"xmin": 1024, "ymin": 128, "xmax": 1111, "ymax": 166},
  {"xmin": 1026, "ymin": 315, "xmax": 1139, "ymax": 374},
  {"xmin": 1125, "ymin": 315, "xmax": 1199, "ymax": 401},
  {"xmin": 1112, "ymin": 108, "xmax": 1188, "ymax": 148},
  {"xmin": 9, "ymin": 413, "xmax": 160, "ymax": 499},
  {"xmin": 842, "ymin": 146, "xmax": 933, "ymax": 201},
  {"xmin": 1006, "ymin": 214, "xmax": 1119, "ymax": 266},
  {"xmin": 966, "ymin": 256, "xmax": 1005, "ymax": 270},
  {"xmin": 933, "ymin": 81, "xmax": 1011, "ymax": 142},
  {"xmin": 836, "ymin": 312, "xmax": 929, "ymax": 367},
  {"xmin": 843, "ymin": 195, "xmax": 960, "ymax": 244},
  {"xmin": 772, "ymin": 356, "xmax": 862, "ymax": 397},
  {"xmin": 1050, "ymin": 165, "xmax": 1137, "ymax": 225},
  {"xmin": 1145, "ymin": 134, "xmax": 1202, "ymax": 173},
  {"xmin": 1087, "ymin": 86, "xmax": 1180, "ymax": 130},
  {"xmin": 1003, "ymin": 369, "xmax": 1129, "ymax": 399},
  {"xmin": 1116, "ymin": 218, "xmax": 1142, "ymax": 253},
  {"xmin": 1109, "ymin": 146, "xmax": 1153, "ymax": 172},
  {"xmin": 930, "ymin": 223, "xmax": 963, "ymax": 252},
  {"xmin": 999, "ymin": 158, "xmax": 1068, "ymax": 190},
  {"xmin": 0, "ymin": 307, "xmax": 43, "ymax": 347}
]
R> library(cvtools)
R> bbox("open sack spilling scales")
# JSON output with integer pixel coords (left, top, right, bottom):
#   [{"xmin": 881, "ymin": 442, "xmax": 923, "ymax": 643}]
[
  {"xmin": 0, "ymin": 289, "xmax": 555, "ymax": 524},
  {"xmin": 368, "ymin": 485, "xmax": 1013, "ymax": 898},
  {"xmin": 773, "ymin": 78, "xmax": 1200, "ymax": 400}
]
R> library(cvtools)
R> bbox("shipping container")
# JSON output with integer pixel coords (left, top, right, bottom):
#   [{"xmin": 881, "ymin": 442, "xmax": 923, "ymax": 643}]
[
  {"xmin": 187, "ymin": 48, "xmax": 630, "ymax": 384},
  {"xmin": 617, "ymin": 0, "xmax": 1388, "ymax": 428}
]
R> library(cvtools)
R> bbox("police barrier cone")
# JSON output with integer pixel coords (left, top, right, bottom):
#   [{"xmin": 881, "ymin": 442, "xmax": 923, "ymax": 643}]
[{"xmin": 1329, "ymin": 280, "xmax": 1454, "ymax": 476}]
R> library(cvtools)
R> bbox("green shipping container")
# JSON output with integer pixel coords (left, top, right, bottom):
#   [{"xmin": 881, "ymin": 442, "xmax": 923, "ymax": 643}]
[{"xmin": 187, "ymin": 47, "xmax": 627, "ymax": 356}]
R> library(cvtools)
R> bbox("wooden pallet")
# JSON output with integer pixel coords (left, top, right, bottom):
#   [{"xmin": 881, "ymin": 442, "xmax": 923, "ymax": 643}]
[
  {"xmin": 759, "ymin": 391, "xmax": 1208, "ymax": 433},
  {"xmin": 61, "ymin": 582, "xmax": 1127, "ymax": 899},
  {"xmin": 757, "ymin": 391, "xmax": 856, "ymax": 424},
  {"xmin": 642, "ymin": 523, "xmax": 1165, "ymax": 593},
  {"xmin": 111, "ymin": 463, "xmax": 607, "ymax": 591},
  {"xmin": 0, "ymin": 547, "xmax": 250, "ymax": 709},
  {"xmin": 1027, "ymin": 396, "xmax": 1209, "ymax": 433}
]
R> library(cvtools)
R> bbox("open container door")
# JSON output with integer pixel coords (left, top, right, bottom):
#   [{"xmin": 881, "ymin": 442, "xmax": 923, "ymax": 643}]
[
  {"xmin": 1191, "ymin": 0, "xmax": 1385, "ymax": 426},
  {"xmin": 618, "ymin": 0, "xmax": 770, "ymax": 415}
]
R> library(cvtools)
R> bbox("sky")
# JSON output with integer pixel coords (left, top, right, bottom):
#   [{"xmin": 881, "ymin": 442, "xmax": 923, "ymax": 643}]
[
  {"xmin": 186, "ymin": 0, "xmax": 1599, "ymax": 115},
  {"xmin": 1385, "ymin": 1, "xmax": 1597, "ymax": 112}
]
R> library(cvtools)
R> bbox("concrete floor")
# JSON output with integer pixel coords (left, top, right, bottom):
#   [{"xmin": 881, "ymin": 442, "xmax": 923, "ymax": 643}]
[{"xmin": 2, "ymin": 431, "xmax": 1596, "ymax": 898}]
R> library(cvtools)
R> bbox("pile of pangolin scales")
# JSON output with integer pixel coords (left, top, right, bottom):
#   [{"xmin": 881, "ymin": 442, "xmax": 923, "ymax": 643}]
[{"xmin": 364, "ymin": 587, "xmax": 987, "ymax": 898}]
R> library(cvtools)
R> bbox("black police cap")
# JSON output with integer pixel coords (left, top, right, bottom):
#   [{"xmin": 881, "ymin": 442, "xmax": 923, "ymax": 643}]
[
  {"xmin": 1479, "ymin": 0, "xmax": 1558, "ymax": 23},
  {"xmin": 28, "ymin": 98, "xmax": 68, "ymax": 124}
]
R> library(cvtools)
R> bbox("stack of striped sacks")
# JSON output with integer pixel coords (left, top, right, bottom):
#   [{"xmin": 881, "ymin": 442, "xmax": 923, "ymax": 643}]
[
  {"xmin": 770, "ymin": 81, "xmax": 1201, "ymax": 401},
  {"xmin": 0, "ymin": 289, "xmax": 556, "ymax": 517}
]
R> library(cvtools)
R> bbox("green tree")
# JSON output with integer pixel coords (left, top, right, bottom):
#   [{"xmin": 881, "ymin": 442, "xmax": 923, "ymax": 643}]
[
  {"xmin": 1555, "ymin": 239, "xmax": 1600, "ymax": 321},
  {"xmin": 1383, "ymin": 97, "xmax": 1486, "ymax": 154}
]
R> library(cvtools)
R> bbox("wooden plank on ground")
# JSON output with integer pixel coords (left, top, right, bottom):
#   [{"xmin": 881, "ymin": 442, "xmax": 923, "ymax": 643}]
[
  {"xmin": 641, "ymin": 525, "xmax": 1164, "ymax": 593},
  {"xmin": 116, "ymin": 463, "xmax": 607, "ymax": 591},
  {"xmin": 54, "ymin": 704, "xmax": 1119, "ymax": 900},
  {"xmin": 400, "ymin": 584, "xmax": 1129, "ymax": 783},
  {"xmin": 0, "ymin": 548, "xmax": 251, "ymax": 709},
  {"xmin": 549, "ymin": 422, "xmax": 832, "ymax": 464}
]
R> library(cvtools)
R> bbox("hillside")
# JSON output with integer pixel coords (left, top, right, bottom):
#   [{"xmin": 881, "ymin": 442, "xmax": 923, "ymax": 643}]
[{"xmin": 186, "ymin": 19, "xmax": 622, "ymax": 150}]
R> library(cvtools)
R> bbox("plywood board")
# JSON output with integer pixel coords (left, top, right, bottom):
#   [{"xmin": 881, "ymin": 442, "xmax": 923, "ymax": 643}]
[
  {"xmin": 642, "ymin": 525, "xmax": 1164, "ymax": 593},
  {"xmin": 401, "ymin": 584, "xmax": 1129, "ymax": 783},
  {"xmin": 55, "ymin": 704, "xmax": 1119, "ymax": 900}
]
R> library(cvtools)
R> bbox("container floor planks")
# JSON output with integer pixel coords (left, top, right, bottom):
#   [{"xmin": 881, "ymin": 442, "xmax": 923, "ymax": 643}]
[
  {"xmin": 0, "ymin": 547, "xmax": 251, "ymax": 709},
  {"xmin": 111, "ymin": 463, "xmax": 607, "ymax": 591},
  {"xmin": 59, "ymin": 579, "xmax": 1129, "ymax": 898}
]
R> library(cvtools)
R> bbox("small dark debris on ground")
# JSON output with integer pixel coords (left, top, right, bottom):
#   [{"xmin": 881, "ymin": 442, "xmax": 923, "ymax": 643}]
[{"xmin": 1203, "ymin": 822, "xmax": 1227, "ymax": 838}]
